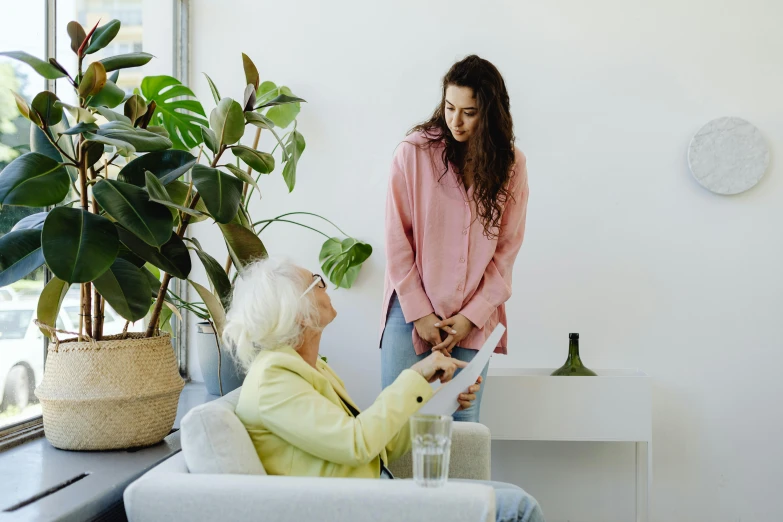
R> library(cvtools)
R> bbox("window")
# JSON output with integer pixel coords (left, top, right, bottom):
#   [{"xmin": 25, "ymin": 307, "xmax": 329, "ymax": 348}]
[
  {"xmin": 0, "ymin": 0, "xmax": 47, "ymax": 430},
  {"xmin": 0, "ymin": 0, "xmax": 185, "ymax": 437}
]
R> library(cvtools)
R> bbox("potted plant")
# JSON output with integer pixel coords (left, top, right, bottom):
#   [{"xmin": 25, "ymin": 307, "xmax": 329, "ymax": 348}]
[
  {"xmin": 189, "ymin": 59, "xmax": 372, "ymax": 395},
  {"xmin": 0, "ymin": 18, "xmax": 372, "ymax": 448}
]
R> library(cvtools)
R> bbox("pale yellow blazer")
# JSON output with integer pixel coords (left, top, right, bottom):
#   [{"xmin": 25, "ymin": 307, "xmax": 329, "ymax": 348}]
[{"xmin": 235, "ymin": 346, "xmax": 434, "ymax": 479}]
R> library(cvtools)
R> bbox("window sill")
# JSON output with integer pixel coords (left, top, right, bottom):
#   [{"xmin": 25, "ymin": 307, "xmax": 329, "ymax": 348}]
[{"xmin": 0, "ymin": 383, "xmax": 216, "ymax": 522}]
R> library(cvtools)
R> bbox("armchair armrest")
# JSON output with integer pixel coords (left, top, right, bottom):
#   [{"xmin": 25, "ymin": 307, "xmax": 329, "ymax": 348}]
[
  {"xmin": 124, "ymin": 454, "xmax": 495, "ymax": 522},
  {"xmin": 389, "ymin": 422, "xmax": 492, "ymax": 480}
]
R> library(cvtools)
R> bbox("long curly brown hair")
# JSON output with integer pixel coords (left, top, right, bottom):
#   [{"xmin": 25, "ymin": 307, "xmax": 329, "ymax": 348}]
[{"xmin": 409, "ymin": 55, "xmax": 516, "ymax": 239}]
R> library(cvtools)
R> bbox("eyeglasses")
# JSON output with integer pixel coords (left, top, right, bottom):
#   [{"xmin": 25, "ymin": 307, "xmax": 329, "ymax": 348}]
[{"xmin": 301, "ymin": 273, "xmax": 327, "ymax": 298}]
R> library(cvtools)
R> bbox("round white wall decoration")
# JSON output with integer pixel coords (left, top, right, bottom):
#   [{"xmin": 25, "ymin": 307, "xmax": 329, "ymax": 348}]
[{"xmin": 687, "ymin": 117, "xmax": 769, "ymax": 195}]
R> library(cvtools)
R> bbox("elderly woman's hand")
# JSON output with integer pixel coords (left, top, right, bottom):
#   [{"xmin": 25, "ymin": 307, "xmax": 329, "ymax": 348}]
[
  {"xmin": 457, "ymin": 376, "xmax": 482, "ymax": 410},
  {"xmin": 410, "ymin": 351, "xmax": 468, "ymax": 383}
]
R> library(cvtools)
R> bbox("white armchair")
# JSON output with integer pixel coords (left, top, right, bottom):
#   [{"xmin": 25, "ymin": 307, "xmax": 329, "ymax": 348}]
[{"xmin": 124, "ymin": 388, "xmax": 495, "ymax": 522}]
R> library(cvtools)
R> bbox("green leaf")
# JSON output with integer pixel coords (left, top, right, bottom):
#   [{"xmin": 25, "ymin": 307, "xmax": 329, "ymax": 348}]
[
  {"xmin": 141, "ymin": 75, "xmax": 208, "ymax": 150},
  {"xmin": 42, "ymin": 207, "xmax": 119, "ymax": 284},
  {"xmin": 147, "ymin": 125, "xmax": 169, "ymax": 138},
  {"xmin": 116, "ymin": 225, "xmax": 191, "ymax": 279},
  {"xmin": 256, "ymin": 93, "xmax": 306, "ymax": 109},
  {"xmin": 200, "ymin": 125, "xmax": 218, "ymax": 154},
  {"xmin": 189, "ymin": 279, "xmax": 226, "ymax": 337},
  {"xmin": 145, "ymin": 171, "xmax": 204, "ymax": 218},
  {"xmin": 11, "ymin": 211, "xmax": 47, "ymax": 231},
  {"xmin": 61, "ymin": 122, "xmax": 99, "ymax": 135},
  {"xmin": 118, "ymin": 150, "xmax": 196, "ymax": 186},
  {"xmin": 224, "ymin": 164, "xmax": 258, "ymax": 191},
  {"xmin": 264, "ymin": 88, "xmax": 301, "ymax": 128},
  {"xmin": 99, "ymin": 52, "xmax": 153, "ymax": 72},
  {"xmin": 67, "ymin": 21, "xmax": 87, "ymax": 54},
  {"xmin": 124, "ymin": 94, "xmax": 148, "ymax": 125},
  {"xmin": 191, "ymin": 164, "xmax": 242, "ymax": 224},
  {"xmin": 203, "ymin": 73, "xmax": 221, "ymax": 105},
  {"xmin": 143, "ymin": 264, "xmax": 161, "ymax": 293},
  {"xmin": 282, "ymin": 130, "xmax": 306, "ymax": 192},
  {"xmin": 93, "ymin": 106, "xmax": 130, "ymax": 123},
  {"xmin": 244, "ymin": 111, "xmax": 272, "ymax": 129},
  {"xmin": 158, "ymin": 305, "xmax": 174, "ymax": 334},
  {"xmin": 84, "ymin": 131, "xmax": 135, "ymax": 156},
  {"xmin": 0, "ymin": 229, "xmax": 44, "ymax": 286},
  {"xmin": 78, "ymin": 61, "xmax": 107, "ymax": 98},
  {"xmin": 319, "ymin": 237, "xmax": 373, "ymax": 289},
  {"xmin": 232, "ymin": 145, "xmax": 274, "ymax": 174},
  {"xmin": 219, "ymin": 222, "xmax": 268, "ymax": 269},
  {"xmin": 12, "ymin": 91, "xmax": 40, "ymax": 125},
  {"xmin": 117, "ymin": 243, "xmax": 146, "ymax": 268},
  {"xmin": 193, "ymin": 249, "xmax": 232, "ymax": 304},
  {"xmin": 243, "ymin": 84, "xmax": 256, "ymax": 112},
  {"xmin": 242, "ymin": 53, "xmax": 260, "ymax": 90},
  {"xmin": 244, "ymin": 112, "xmax": 288, "ymax": 159},
  {"xmin": 57, "ymin": 101, "xmax": 97, "ymax": 124},
  {"xmin": 108, "ymin": 70, "xmax": 119, "ymax": 83},
  {"xmin": 37, "ymin": 276, "xmax": 69, "ymax": 339},
  {"xmin": 210, "ymin": 98, "xmax": 245, "ymax": 147},
  {"xmin": 93, "ymin": 258, "xmax": 152, "ymax": 322},
  {"xmin": 255, "ymin": 81, "xmax": 278, "ymax": 106},
  {"xmin": 96, "ymin": 121, "xmax": 173, "ymax": 152},
  {"xmin": 166, "ymin": 180, "xmax": 209, "ymax": 223},
  {"xmin": 0, "ymin": 152, "xmax": 70, "ymax": 207},
  {"xmin": 84, "ymin": 141, "xmax": 105, "ymax": 168},
  {"xmin": 85, "ymin": 19, "xmax": 121, "ymax": 55},
  {"xmin": 31, "ymin": 91, "xmax": 63, "ymax": 126},
  {"xmin": 0, "ymin": 51, "xmax": 67, "ymax": 80},
  {"xmin": 144, "ymin": 170, "xmax": 171, "ymax": 202},
  {"xmin": 93, "ymin": 179, "xmax": 173, "ymax": 247},
  {"xmin": 30, "ymin": 121, "xmax": 78, "ymax": 181},
  {"xmin": 87, "ymin": 80, "xmax": 126, "ymax": 108}
]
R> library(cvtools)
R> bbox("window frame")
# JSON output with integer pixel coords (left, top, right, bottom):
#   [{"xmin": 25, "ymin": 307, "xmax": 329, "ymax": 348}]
[{"xmin": 0, "ymin": 0, "xmax": 190, "ymax": 450}]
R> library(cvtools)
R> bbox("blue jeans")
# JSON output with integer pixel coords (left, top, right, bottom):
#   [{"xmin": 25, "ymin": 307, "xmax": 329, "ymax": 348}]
[
  {"xmin": 460, "ymin": 480, "xmax": 545, "ymax": 522},
  {"xmin": 381, "ymin": 293, "xmax": 490, "ymax": 422}
]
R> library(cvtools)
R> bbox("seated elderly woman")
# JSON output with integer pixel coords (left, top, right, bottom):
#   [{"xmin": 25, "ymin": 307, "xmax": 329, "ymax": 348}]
[{"xmin": 223, "ymin": 258, "xmax": 544, "ymax": 522}]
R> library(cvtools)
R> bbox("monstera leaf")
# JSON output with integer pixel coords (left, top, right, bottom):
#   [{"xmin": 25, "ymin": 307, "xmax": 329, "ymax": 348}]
[
  {"xmin": 319, "ymin": 237, "xmax": 372, "ymax": 289},
  {"xmin": 141, "ymin": 75, "xmax": 208, "ymax": 151}
]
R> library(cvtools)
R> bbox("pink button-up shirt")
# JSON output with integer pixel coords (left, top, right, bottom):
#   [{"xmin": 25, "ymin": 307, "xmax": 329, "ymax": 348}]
[{"xmin": 380, "ymin": 131, "xmax": 529, "ymax": 355}]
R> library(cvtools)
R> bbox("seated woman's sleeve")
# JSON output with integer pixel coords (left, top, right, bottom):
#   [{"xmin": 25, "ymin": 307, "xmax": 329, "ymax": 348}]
[
  {"xmin": 384, "ymin": 419, "xmax": 414, "ymax": 463},
  {"xmin": 256, "ymin": 365, "xmax": 433, "ymax": 467}
]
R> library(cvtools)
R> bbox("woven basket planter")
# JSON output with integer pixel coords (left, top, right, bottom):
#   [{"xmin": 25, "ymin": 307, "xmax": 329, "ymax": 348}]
[{"xmin": 34, "ymin": 330, "xmax": 185, "ymax": 451}]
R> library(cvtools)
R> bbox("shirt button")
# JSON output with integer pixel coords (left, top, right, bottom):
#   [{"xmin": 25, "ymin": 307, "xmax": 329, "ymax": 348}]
[
  {"xmin": 417, "ymin": 396, "xmax": 423, "ymax": 403},
  {"xmin": 462, "ymin": 230, "xmax": 467, "ymax": 235},
  {"xmin": 457, "ymin": 284, "xmax": 463, "ymax": 291},
  {"xmin": 459, "ymin": 257, "xmax": 465, "ymax": 263}
]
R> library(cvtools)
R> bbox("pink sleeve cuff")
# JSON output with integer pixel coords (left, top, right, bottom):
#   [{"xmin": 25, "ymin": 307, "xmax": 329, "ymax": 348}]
[{"xmin": 461, "ymin": 294, "xmax": 495, "ymax": 329}]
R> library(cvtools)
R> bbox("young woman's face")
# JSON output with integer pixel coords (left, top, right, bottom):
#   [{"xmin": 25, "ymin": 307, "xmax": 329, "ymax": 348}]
[{"xmin": 444, "ymin": 85, "xmax": 478, "ymax": 143}]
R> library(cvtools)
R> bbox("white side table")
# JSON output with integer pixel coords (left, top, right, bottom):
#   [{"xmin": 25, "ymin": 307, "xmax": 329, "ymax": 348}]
[{"xmin": 481, "ymin": 368, "xmax": 652, "ymax": 522}]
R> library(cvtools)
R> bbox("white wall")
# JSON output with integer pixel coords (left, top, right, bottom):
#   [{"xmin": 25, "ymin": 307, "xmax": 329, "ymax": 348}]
[{"xmin": 188, "ymin": 1, "xmax": 783, "ymax": 520}]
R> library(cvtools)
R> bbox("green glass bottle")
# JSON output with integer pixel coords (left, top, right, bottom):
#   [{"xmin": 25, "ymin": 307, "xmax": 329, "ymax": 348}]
[{"xmin": 551, "ymin": 333, "xmax": 597, "ymax": 376}]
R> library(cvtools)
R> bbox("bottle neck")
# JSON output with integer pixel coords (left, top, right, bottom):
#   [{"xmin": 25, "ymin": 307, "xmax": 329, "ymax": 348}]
[{"xmin": 567, "ymin": 338, "xmax": 583, "ymax": 365}]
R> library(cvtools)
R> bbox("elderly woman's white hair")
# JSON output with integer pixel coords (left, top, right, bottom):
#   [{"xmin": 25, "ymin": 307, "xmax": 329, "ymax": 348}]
[{"xmin": 222, "ymin": 257, "xmax": 321, "ymax": 370}]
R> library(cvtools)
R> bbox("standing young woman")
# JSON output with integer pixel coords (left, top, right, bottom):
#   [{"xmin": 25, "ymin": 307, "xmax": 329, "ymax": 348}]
[{"xmin": 380, "ymin": 55, "xmax": 529, "ymax": 422}]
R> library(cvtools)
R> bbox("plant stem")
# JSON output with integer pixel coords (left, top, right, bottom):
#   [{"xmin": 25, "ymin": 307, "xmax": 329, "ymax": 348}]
[
  {"xmin": 257, "ymin": 211, "xmax": 349, "ymax": 236},
  {"xmin": 93, "ymin": 153, "xmax": 119, "ymax": 174},
  {"xmin": 145, "ymin": 145, "xmax": 227, "ymax": 337},
  {"xmin": 41, "ymin": 126, "xmax": 77, "ymax": 163},
  {"xmin": 253, "ymin": 218, "xmax": 332, "ymax": 240},
  {"xmin": 78, "ymin": 138, "xmax": 92, "ymax": 336},
  {"xmin": 92, "ymin": 164, "xmax": 104, "ymax": 340}
]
